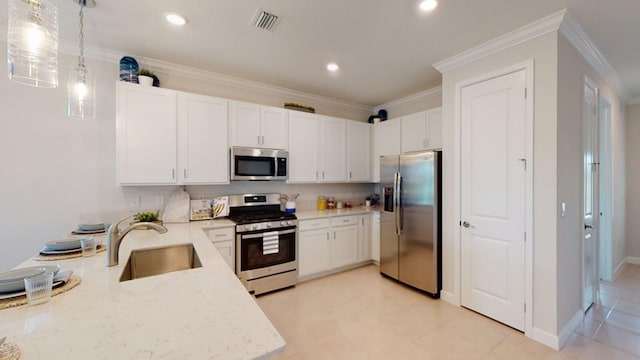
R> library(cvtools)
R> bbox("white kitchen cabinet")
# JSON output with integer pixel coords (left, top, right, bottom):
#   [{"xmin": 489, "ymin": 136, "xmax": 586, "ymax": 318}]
[
  {"xmin": 371, "ymin": 212, "xmax": 380, "ymax": 263},
  {"xmin": 207, "ymin": 227, "xmax": 235, "ymax": 271},
  {"xmin": 319, "ymin": 116, "xmax": 347, "ymax": 182},
  {"xmin": 288, "ymin": 111, "xmax": 319, "ymax": 182},
  {"xmin": 372, "ymin": 118, "xmax": 401, "ymax": 182},
  {"xmin": 298, "ymin": 227, "xmax": 331, "ymax": 278},
  {"xmin": 401, "ymin": 107, "xmax": 443, "ymax": 153},
  {"xmin": 347, "ymin": 121, "xmax": 371, "ymax": 182},
  {"xmin": 331, "ymin": 217, "xmax": 359, "ymax": 269},
  {"xmin": 177, "ymin": 93, "xmax": 229, "ymax": 184},
  {"xmin": 229, "ymin": 101, "xmax": 288, "ymax": 149},
  {"xmin": 117, "ymin": 82, "xmax": 177, "ymax": 185},
  {"xmin": 358, "ymin": 214, "xmax": 371, "ymax": 262}
]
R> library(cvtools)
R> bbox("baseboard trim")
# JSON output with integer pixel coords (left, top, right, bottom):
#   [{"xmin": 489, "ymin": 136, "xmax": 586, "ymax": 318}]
[
  {"xmin": 626, "ymin": 256, "xmax": 640, "ymax": 265},
  {"xmin": 440, "ymin": 290, "xmax": 458, "ymax": 306},
  {"xmin": 613, "ymin": 258, "xmax": 628, "ymax": 279},
  {"xmin": 558, "ymin": 310, "xmax": 584, "ymax": 350},
  {"xmin": 528, "ymin": 326, "xmax": 560, "ymax": 350}
]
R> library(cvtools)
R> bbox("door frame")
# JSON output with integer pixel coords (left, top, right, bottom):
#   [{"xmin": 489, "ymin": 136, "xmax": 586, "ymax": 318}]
[
  {"xmin": 598, "ymin": 97, "xmax": 613, "ymax": 281},
  {"xmin": 452, "ymin": 60, "xmax": 534, "ymax": 335},
  {"xmin": 582, "ymin": 75, "xmax": 599, "ymax": 311}
]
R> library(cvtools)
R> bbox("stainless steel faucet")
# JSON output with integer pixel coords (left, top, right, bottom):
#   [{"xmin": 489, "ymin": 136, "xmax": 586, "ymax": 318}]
[{"xmin": 106, "ymin": 215, "xmax": 168, "ymax": 266}]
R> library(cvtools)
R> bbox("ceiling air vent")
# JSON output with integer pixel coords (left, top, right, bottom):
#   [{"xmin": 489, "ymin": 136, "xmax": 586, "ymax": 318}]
[{"xmin": 252, "ymin": 10, "xmax": 280, "ymax": 31}]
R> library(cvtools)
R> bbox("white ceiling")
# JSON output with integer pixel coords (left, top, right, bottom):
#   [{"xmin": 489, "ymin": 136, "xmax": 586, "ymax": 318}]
[{"xmin": 3, "ymin": 0, "xmax": 640, "ymax": 106}]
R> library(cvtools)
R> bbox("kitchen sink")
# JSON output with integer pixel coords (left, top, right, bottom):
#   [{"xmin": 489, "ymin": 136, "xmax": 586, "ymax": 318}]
[{"xmin": 119, "ymin": 244, "xmax": 202, "ymax": 282}]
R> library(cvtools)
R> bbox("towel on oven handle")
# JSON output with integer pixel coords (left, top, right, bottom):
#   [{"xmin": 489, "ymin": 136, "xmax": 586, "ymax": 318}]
[{"xmin": 263, "ymin": 231, "xmax": 279, "ymax": 254}]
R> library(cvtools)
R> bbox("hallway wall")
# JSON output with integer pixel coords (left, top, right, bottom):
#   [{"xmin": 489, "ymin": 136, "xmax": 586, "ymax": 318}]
[{"xmin": 625, "ymin": 104, "xmax": 640, "ymax": 261}]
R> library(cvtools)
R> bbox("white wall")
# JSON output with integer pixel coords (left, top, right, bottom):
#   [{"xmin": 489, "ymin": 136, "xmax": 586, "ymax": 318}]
[
  {"xmin": 440, "ymin": 32, "xmax": 560, "ymax": 337},
  {"xmin": 0, "ymin": 43, "xmax": 375, "ymax": 271},
  {"xmin": 625, "ymin": 104, "xmax": 640, "ymax": 260}
]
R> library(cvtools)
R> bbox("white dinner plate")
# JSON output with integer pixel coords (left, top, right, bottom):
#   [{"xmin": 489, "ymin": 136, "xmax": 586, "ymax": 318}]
[
  {"xmin": 78, "ymin": 223, "xmax": 105, "ymax": 231},
  {"xmin": 0, "ymin": 267, "xmax": 46, "ymax": 283},
  {"xmin": 0, "ymin": 279, "xmax": 65, "ymax": 299},
  {"xmin": 39, "ymin": 247, "xmax": 82, "ymax": 255},
  {"xmin": 45, "ymin": 238, "xmax": 82, "ymax": 251}
]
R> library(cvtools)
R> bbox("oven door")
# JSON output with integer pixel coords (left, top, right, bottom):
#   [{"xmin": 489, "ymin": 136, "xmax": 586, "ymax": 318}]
[{"xmin": 236, "ymin": 227, "xmax": 297, "ymax": 280}]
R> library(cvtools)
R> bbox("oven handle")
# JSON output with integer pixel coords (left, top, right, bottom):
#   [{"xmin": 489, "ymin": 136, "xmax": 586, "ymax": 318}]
[{"xmin": 240, "ymin": 228, "xmax": 296, "ymax": 239}]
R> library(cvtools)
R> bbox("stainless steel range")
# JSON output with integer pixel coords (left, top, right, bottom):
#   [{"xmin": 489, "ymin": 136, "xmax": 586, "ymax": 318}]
[{"xmin": 228, "ymin": 193, "xmax": 298, "ymax": 295}]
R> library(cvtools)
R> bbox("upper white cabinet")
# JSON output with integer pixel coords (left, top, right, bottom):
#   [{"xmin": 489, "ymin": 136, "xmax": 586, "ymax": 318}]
[
  {"xmin": 117, "ymin": 82, "xmax": 178, "ymax": 185},
  {"xmin": 401, "ymin": 107, "xmax": 443, "ymax": 153},
  {"xmin": 288, "ymin": 111, "xmax": 319, "ymax": 183},
  {"xmin": 347, "ymin": 121, "xmax": 371, "ymax": 182},
  {"xmin": 372, "ymin": 118, "xmax": 401, "ymax": 182},
  {"xmin": 229, "ymin": 102, "xmax": 288, "ymax": 149},
  {"xmin": 177, "ymin": 92, "xmax": 229, "ymax": 184},
  {"xmin": 318, "ymin": 116, "xmax": 347, "ymax": 182}
]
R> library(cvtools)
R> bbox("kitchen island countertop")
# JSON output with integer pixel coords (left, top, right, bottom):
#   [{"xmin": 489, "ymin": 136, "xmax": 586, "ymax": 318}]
[{"xmin": 0, "ymin": 218, "xmax": 284, "ymax": 359}]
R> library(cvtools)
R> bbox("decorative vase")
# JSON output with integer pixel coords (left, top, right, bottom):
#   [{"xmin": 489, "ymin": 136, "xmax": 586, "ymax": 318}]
[{"xmin": 138, "ymin": 75, "xmax": 153, "ymax": 86}]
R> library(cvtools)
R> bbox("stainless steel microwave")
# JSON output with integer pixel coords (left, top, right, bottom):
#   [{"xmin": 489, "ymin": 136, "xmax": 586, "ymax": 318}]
[{"xmin": 230, "ymin": 147, "xmax": 288, "ymax": 181}]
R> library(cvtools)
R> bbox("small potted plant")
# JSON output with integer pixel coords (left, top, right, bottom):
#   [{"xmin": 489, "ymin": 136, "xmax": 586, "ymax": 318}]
[
  {"xmin": 132, "ymin": 210, "xmax": 162, "ymax": 229},
  {"xmin": 137, "ymin": 68, "xmax": 154, "ymax": 86}
]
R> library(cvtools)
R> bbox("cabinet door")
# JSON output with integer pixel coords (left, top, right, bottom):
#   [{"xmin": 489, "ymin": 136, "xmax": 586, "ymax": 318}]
[
  {"xmin": 332, "ymin": 224, "xmax": 359, "ymax": 268},
  {"xmin": 261, "ymin": 107, "xmax": 288, "ymax": 149},
  {"xmin": 177, "ymin": 93, "xmax": 228, "ymax": 184},
  {"xmin": 401, "ymin": 112, "xmax": 427, "ymax": 153},
  {"xmin": 299, "ymin": 229, "xmax": 331, "ymax": 277},
  {"xmin": 117, "ymin": 82, "xmax": 177, "ymax": 184},
  {"xmin": 229, "ymin": 102, "xmax": 261, "ymax": 147},
  {"xmin": 319, "ymin": 116, "xmax": 347, "ymax": 182},
  {"xmin": 358, "ymin": 215, "xmax": 371, "ymax": 262},
  {"xmin": 347, "ymin": 121, "xmax": 371, "ymax": 182},
  {"xmin": 372, "ymin": 118, "xmax": 401, "ymax": 182},
  {"xmin": 213, "ymin": 240, "xmax": 235, "ymax": 271},
  {"xmin": 288, "ymin": 111, "xmax": 319, "ymax": 183},
  {"xmin": 371, "ymin": 212, "xmax": 380, "ymax": 263},
  {"xmin": 426, "ymin": 107, "xmax": 443, "ymax": 150}
]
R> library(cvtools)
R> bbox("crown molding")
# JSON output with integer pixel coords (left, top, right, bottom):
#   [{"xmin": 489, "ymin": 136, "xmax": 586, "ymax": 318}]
[
  {"xmin": 374, "ymin": 86, "xmax": 442, "ymax": 112},
  {"xmin": 0, "ymin": 31, "xmax": 372, "ymax": 114},
  {"xmin": 433, "ymin": 9, "xmax": 566, "ymax": 73},
  {"xmin": 559, "ymin": 12, "xmax": 631, "ymax": 104},
  {"xmin": 629, "ymin": 97, "xmax": 640, "ymax": 106}
]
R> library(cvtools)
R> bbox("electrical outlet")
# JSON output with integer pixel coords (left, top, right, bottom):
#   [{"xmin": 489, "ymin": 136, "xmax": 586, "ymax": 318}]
[
  {"xmin": 127, "ymin": 195, "xmax": 140, "ymax": 209},
  {"xmin": 154, "ymin": 196, "xmax": 165, "ymax": 207}
]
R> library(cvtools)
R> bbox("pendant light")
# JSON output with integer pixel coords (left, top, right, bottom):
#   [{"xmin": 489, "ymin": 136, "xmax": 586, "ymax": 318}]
[
  {"xmin": 67, "ymin": 0, "xmax": 96, "ymax": 119},
  {"xmin": 7, "ymin": 0, "xmax": 59, "ymax": 88}
]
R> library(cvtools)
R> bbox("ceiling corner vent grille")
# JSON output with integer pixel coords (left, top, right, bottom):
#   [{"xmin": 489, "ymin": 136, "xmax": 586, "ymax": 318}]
[{"xmin": 252, "ymin": 10, "xmax": 279, "ymax": 31}]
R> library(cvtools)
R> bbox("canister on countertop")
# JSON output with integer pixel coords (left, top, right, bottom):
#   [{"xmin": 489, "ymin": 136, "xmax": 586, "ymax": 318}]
[
  {"xmin": 327, "ymin": 197, "xmax": 335, "ymax": 209},
  {"xmin": 317, "ymin": 196, "xmax": 327, "ymax": 210}
]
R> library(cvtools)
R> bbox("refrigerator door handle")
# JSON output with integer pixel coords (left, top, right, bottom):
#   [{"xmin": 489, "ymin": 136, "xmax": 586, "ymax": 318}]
[
  {"xmin": 398, "ymin": 174, "xmax": 403, "ymax": 233},
  {"xmin": 394, "ymin": 172, "xmax": 401, "ymax": 235}
]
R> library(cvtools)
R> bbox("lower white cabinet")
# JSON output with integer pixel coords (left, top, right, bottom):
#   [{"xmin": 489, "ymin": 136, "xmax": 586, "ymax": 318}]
[
  {"xmin": 299, "ymin": 215, "xmax": 366, "ymax": 279},
  {"xmin": 207, "ymin": 227, "xmax": 235, "ymax": 271},
  {"xmin": 358, "ymin": 215, "xmax": 371, "ymax": 262},
  {"xmin": 371, "ymin": 212, "xmax": 380, "ymax": 263}
]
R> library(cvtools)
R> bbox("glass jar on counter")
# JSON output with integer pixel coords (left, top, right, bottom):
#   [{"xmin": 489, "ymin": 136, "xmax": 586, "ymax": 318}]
[
  {"xmin": 327, "ymin": 197, "xmax": 336, "ymax": 209},
  {"xmin": 317, "ymin": 196, "xmax": 327, "ymax": 210}
]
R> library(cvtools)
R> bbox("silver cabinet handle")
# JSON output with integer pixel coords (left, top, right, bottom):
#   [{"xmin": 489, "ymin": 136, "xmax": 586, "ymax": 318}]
[
  {"xmin": 349, "ymin": 171, "xmax": 352, "ymax": 179},
  {"xmin": 257, "ymin": 135, "xmax": 261, "ymax": 145},
  {"xmin": 322, "ymin": 171, "xmax": 325, "ymax": 179},
  {"xmin": 462, "ymin": 221, "xmax": 470, "ymax": 228},
  {"xmin": 184, "ymin": 169, "xmax": 187, "ymax": 179},
  {"xmin": 261, "ymin": 135, "xmax": 265, "ymax": 145},
  {"xmin": 172, "ymin": 169, "xmax": 175, "ymax": 180},
  {"xmin": 316, "ymin": 171, "xmax": 319, "ymax": 179}
]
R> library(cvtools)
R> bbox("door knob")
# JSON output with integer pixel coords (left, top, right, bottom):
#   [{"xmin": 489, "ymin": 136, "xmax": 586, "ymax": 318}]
[
  {"xmin": 462, "ymin": 221, "xmax": 470, "ymax": 228},
  {"xmin": 584, "ymin": 224, "xmax": 593, "ymax": 229}
]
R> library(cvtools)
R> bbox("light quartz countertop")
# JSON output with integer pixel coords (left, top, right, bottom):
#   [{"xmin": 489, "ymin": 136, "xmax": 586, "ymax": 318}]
[
  {"xmin": 0, "ymin": 219, "xmax": 284, "ymax": 359},
  {"xmin": 294, "ymin": 206, "xmax": 379, "ymax": 220}
]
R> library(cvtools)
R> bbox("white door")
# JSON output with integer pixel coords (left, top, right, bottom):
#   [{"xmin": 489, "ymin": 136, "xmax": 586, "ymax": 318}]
[
  {"xmin": 460, "ymin": 69, "xmax": 526, "ymax": 331},
  {"xmin": 582, "ymin": 77, "xmax": 599, "ymax": 311}
]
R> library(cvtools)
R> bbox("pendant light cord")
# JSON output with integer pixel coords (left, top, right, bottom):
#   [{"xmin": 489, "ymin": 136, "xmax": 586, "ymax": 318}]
[{"xmin": 78, "ymin": 4, "xmax": 85, "ymax": 69}]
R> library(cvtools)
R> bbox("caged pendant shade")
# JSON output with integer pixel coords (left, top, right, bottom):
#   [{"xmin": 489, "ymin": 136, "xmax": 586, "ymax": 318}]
[
  {"xmin": 7, "ymin": 0, "xmax": 59, "ymax": 88},
  {"xmin": 67, "ymin": 0, "xmax": 96, "ymax": 119}
]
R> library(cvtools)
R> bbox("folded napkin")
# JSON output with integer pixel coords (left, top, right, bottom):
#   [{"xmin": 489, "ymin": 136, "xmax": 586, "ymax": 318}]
[{"xmin": 53, "ymin": 270, "xmax": 74, "ymax": 288}]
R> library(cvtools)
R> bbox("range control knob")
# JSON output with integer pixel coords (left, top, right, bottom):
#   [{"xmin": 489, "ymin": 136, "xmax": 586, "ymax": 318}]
[
  {"xmin": 248, "ymin": 224, "xmax": 255, "ymax": 231},
  {"xmin": 280, "ymin": 221, "xmax": 286, "ymax": 226},
  {"xmin": 287, "ymin": 221, "xmax": 293, "ymax": 226},
  {"xmin": 265, "ymin": 223, "xmax": 272, "ymax": 229}
]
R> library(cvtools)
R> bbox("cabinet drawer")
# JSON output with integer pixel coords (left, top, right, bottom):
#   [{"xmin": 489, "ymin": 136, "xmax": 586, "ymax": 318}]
[
  {"xmin": 331, "ymin": 215, "xmax": 359, "ymax": 227},
  {"xmin": 207, "ymin": 227, "xmax": 234, "ymax": 242},
  {"xmin": 299, "ymin": 218, "xmax": 331, "ymax": 231}
]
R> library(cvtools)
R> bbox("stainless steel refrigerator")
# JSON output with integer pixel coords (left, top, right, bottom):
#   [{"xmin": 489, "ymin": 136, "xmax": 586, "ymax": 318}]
[{"xmin": 380, "ymin": 151, "xmax": 441, "ymax": 297}]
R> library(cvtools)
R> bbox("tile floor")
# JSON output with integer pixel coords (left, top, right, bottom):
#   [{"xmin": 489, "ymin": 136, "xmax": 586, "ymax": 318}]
[{"xmin": 256, "ymin": 264, "xmax": 640, "ymax": 359}]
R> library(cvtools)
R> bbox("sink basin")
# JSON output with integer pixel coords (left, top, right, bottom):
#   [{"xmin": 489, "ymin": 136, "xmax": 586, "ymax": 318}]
[{"xmin": 119, "ymin": 244, "xmax": 202, "ymax": 282}]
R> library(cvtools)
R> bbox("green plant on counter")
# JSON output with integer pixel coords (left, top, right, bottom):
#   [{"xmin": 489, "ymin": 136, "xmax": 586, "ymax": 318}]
[
  {"xmin": 134, "ymin": 211, "xmax": 160, "ymax": 222},
  {"xmin": 138, "ymin": 68, "xmax": 154, "ymax": 77}
]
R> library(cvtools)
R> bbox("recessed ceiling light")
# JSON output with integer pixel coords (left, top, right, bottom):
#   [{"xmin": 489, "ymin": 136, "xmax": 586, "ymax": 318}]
[
  {"xmin": 419, "ymin": 0, "xmax": 438, "ymax": 12},
  {"xmin": 165, "ymin": 12, "xmax": 188, "ymax": 26},
  {"xmin": 327, "ymin": 63, "xmax": 339, "ymax": 72}
]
